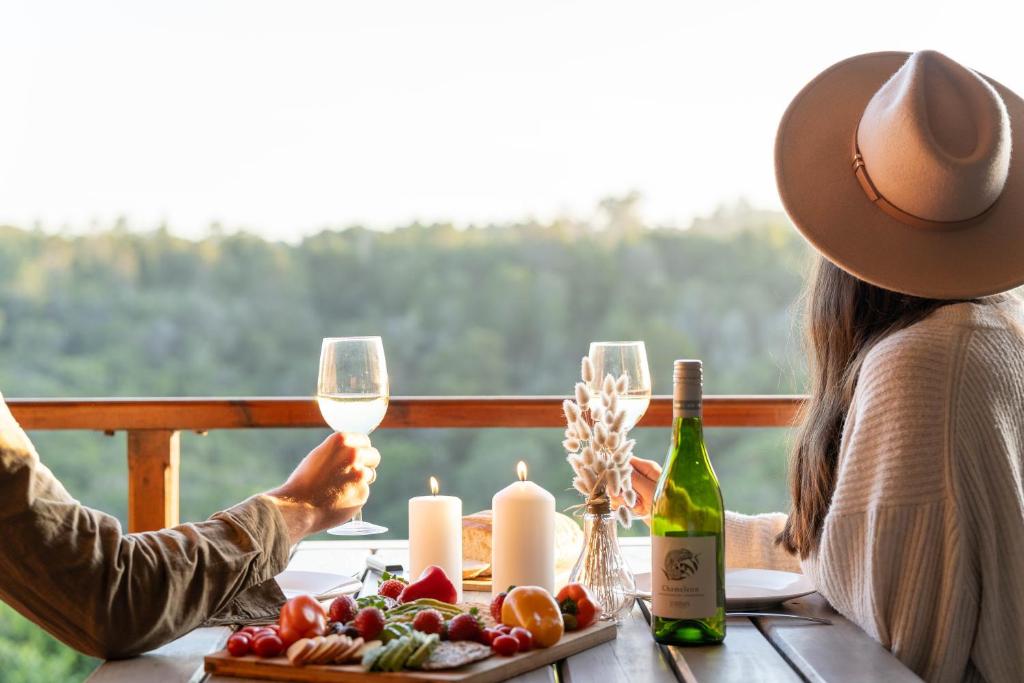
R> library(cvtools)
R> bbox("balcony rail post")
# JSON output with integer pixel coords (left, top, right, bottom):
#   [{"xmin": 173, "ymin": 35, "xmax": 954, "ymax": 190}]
[{"xmin": 127, "ymin": 429, "xmax": 180, "ymax": 532}]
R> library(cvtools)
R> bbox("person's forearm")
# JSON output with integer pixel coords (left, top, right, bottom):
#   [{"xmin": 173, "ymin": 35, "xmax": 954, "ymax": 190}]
[
  {"xmin": 724, "ymin": 511, "xmax": 801, "ymax": 571},
  {"xmin": 1, "ymin": 401, "xmax": 291, "ymax": 658},
  {"xmin": 261, "ymin": 491, "xmax": 321, "ymax": 545}
]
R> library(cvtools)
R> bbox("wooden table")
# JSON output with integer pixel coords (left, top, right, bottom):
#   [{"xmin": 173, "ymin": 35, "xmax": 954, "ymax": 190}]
[{"xmin": 87, "ymin": 540, "xmax": 920, "ymax": 683}]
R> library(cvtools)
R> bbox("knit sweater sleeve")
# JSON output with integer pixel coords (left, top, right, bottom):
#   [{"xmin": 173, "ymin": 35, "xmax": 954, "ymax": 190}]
[
  {"xmin": 808, "ymin": 325, "xmax": 974, "ymax": 683},
  {"xmin": 724, "ymin": 511, "xmax": 801, "ymax": 572}
]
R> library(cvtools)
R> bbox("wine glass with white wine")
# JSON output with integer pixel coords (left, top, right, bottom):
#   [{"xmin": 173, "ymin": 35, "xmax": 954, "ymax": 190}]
[
  {"xmin": 317, "ymin": 336, "xmax": 389, "ymax": 535},
  {"xmin": 587, "ymin": 341, "xmax": 652, "ymax": 430}
]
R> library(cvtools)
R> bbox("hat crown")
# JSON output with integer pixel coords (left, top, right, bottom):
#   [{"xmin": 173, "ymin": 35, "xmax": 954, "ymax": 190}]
[{"xmin": 856, "ymin": 50, "xmax": 1012, "ymax": 224}]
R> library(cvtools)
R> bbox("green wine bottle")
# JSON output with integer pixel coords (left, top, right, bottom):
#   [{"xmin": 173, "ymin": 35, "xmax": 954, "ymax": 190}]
[{"xmin": 651, "ymin": 359, "xmax": 726, "ymax": 644}]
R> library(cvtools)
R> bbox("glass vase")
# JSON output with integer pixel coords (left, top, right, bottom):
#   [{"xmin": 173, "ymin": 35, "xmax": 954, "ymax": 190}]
[{"xmin": 568, "ymin": 504, "xmax": 636, "ymax": 621}]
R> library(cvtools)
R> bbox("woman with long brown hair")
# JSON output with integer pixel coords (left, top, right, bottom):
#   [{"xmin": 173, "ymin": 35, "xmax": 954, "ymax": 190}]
[{"xmin": 630, "ymin": 51, "xmax": 1024, "ymax": 682}]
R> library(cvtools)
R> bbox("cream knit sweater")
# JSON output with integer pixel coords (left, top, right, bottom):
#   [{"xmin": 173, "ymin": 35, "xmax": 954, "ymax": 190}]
[{"xmin": 725, "ymin": 299, "xmax": 1024, "ymax": 683}]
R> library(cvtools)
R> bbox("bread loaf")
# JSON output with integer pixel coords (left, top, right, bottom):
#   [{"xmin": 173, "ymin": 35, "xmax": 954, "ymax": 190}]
[{"xmin": 462, "ymin": 509, "xmax": 583, "ymax": 576}]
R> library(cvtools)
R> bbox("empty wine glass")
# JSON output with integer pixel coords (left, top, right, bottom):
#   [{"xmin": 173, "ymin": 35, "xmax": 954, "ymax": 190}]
[
  {"xmin": 587, "ymin": 341, "xmax": 652, "ymax": 430},
  {"xmin": 317, "ymin": 336, "xmax": 389, "ymax": 535}
]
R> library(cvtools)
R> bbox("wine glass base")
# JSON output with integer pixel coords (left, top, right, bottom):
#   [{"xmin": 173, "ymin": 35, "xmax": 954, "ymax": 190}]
[{"xmin": 327, "ymin": 519, "xmax": 389, "ymax": 536}]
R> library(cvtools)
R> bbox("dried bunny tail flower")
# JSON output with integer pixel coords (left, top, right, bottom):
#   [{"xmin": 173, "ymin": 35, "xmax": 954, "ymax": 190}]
[
  {"xmin": 610, "ymin": 410, "xmax": 626, "ymax": 433},
  {"xmin": 590, "ymin": 404, "xmax": 604, "ymax": 423},
  {"xmin": 574, "ymin": 382, "xmax": 591, "ymax": 406},
  {"xmin": 623, "ymin": 488, "xmax": 638, "ymax": 508},
  {"xmin": 566, "ymin": 453, "xmax": 584, "ymax": 471},
  {"xmin": 592, "ymin": 459, "xmax": 606, "ymax": 476},
  {"xmin": 601, "ymin": 393, "xmax": 611, "ymax": 408},
  {"xmin": 572, "ymin": 477, "xmax": 590, "ymax": 496},
  {"xmin": 606, "ymin": 468, "xmax": 623, "ymax": 497},
  {"xmin": 606, "ymin": 432, "xmax": 620, "ymax": 450},
  {"xmin": 581, "ymin": 356, "xmax": 595, "ymax": 383},
  {"xmin": 575, "ymin": 419, "xmax": 592, "ymax": 440},
  {"xmin": 578, "ymin": 467, "xmax": 597, "ymax": 491},
  {"xmin": 581, "ymin": 445, "xmax": 596, "ymax": 465},
  {"xmin": 563, "ymin": 399, "xmax": 580, "ymax": 425},
  {"xmin": 602, "ymin": 374, "xmax": 616, "ymax": 396},
  {"xmin": 603, "ymin": 409, "xmax": 615, "ymax": 425},
  {"xmin": 607, "ymin": 392, "xmax": 618, "ymax": 415},
  {"xmin": 565, "ymin": 427, "xmax": 578, "ymax": 440},
  {"xmin": 563, "ymin": 438, "xmax": 581, "ymax": 453},
  {"xmin": 616, "ymin": 504, "xmax": 633, "ymax": 528},
  {"xmin": 594, "ymin": 422, "xmax": 608, "ymax": 446},
  {"xmin": 615, "ymin": 374, "xmax": 629, "ymax": 394}
]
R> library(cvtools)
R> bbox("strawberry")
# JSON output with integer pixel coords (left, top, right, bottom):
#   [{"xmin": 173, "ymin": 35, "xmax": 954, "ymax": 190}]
[
  {"xmin": 353, "ymin": 607, "xmax": 386, "ymax": 640},
  {"xmin": 490, "ymin": 590, "xmax": 508, "ymax": 623},
  {"xmin": 447, "ymin": 613, "xmax": 482, "ymax": 642},
  {"xmin": 378, "ymin": 579, "xmax": 406, "ymax": 600},
  {"xmin": 412, "ymin": 608, "xmax": 444, "ymax": 635}
]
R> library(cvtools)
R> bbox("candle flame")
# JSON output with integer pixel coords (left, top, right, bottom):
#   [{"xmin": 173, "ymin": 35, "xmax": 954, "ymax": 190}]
[
  {"xmin": 517, "ymin": 461, "xmax": 528, "ymax": 481},
  {"xmin": 429, "ymin": 476, "xmax": 439, "ymax": 495}
]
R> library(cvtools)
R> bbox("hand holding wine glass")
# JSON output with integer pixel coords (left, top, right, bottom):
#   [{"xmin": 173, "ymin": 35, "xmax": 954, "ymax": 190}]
[
  {"xmin": 317, "ymin": 336, "xmax": 390, "ymax": 535},
  {"xmin": 265, "ymin": 432, "xmax": 381, "ymax": 543}
]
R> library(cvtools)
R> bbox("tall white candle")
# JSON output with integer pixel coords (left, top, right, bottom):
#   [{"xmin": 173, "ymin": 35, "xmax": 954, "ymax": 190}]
[
  {"xmin": 408, "ymin": 476, "xmax": 463, "ymax": 601},
  {"xmin": 491, "ymin": 461, "xmax": 555, "ymax": 596}
]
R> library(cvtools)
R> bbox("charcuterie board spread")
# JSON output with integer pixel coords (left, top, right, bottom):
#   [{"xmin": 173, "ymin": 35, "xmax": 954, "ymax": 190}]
[
  {"xmin": 205, "ymin": 620, "xmax": 615, "ymax": 682},
  {"xmin": 206, "ymin": 565, "xmax": 615, "ymax": 683}
]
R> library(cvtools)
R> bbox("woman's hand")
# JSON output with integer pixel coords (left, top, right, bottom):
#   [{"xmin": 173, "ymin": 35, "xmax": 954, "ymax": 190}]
[
  {"xmin": 264, "ymin": 433, "xmax": 381, "ymax": 544},
  {"xmin": 618, "ymin": 456, "xmax": 661, "ymax": 523}
]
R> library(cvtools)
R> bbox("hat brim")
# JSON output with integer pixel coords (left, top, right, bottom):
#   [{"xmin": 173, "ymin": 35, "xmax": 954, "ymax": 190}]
[{"xmin": 775, "ymin": 51, "xmax": 1024, "ymax": 299}]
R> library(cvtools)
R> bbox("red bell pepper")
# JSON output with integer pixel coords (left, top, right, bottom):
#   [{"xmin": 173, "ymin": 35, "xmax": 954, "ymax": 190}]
[{"xmin": 398, "ymin": 565, "xmax": 458, "ymax": 604}]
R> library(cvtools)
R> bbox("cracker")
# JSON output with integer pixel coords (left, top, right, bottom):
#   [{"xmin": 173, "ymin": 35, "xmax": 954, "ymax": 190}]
[
  {"xmin": 308, "ymin": 635, "xmax": 335, "ymax": 664},
  {"xmin": 286, "ymin": 638, "xmax": 316, "ymax": 666},
  {"xmin": 337, "ymin": 636, "xmax": 364, "ymax": 663},
  {"xmin": 324, "ymin": 635, "xmax": 351, "ymax": 663}
]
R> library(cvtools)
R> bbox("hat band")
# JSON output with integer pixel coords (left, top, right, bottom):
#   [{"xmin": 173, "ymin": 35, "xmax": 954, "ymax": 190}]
[{"xmin": 851, "ymin": 131, "xmax": 999, "ymax": 230}]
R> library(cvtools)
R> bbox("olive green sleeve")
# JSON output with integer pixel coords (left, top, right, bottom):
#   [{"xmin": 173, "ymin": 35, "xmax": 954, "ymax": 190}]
[{"xmin": 0, "ymin": 395, "xmax": 290, "ymax": 658}]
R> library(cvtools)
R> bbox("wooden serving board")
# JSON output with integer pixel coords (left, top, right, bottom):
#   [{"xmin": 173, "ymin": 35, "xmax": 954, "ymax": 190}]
[{"xmin": 205, "ymin": 621, "xmax": 616, "ymax": 683}]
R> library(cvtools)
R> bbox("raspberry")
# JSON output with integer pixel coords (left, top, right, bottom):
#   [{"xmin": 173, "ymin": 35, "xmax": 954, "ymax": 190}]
[
  {"xmin": 447, "ymin": 613, "xmax": 482, "ymax": 642},
  {"xmin": 412, "ymin": 608, "xmax": 444, "ymax": 635},
  {"xmin": 353, "ymin": 607, "xmax": 386, "ymax": 640},
  {"xmin": 378, "ymin": 579, "xmax": 406, "ymax": 600}
]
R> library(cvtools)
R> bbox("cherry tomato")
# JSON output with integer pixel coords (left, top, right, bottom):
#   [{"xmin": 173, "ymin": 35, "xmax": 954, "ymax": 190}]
[
  {"xmin": 226, "ymin": 634, "xmax": 251, "ymax": 657},
  {"xmin": 252, "ymin": 633, "xmax": 285, "ymax": 658},
  {"xmin": 492, "ymin": 634, "xmax": 519, "ymax": 657},
  {"xmin": 510, "ymin": 626, "xmax": 533, "ymax": 652},
  {"xmin": 278, "ymin": 595, "xmax": 327, "ymax": 645},
  {"xmin": 239, "ymin": 626, "xmax": 271, "ymax": 637},
  {"xmin": 482, "ymin": 627, "xmax": 503, "ymax": 645},
  {"xmin": 497, "ymin": 624, "xmax": 513, "ymax": 635}
]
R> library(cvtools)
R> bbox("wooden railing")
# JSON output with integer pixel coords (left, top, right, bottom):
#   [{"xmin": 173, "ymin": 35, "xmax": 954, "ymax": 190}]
[{"xmin": 7, "ymin": 395, "xmax": 804, "ymax": 533}]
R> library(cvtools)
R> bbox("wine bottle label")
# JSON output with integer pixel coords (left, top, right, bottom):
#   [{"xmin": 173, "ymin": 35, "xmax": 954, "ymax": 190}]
[{"xmin": 651, "ymin": 534, "xmax": 718, "ymax": 619}]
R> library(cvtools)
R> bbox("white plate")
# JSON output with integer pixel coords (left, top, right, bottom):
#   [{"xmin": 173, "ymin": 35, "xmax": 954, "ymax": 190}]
[
  {"xmin": 633, "ymin": 568, "xmax": 815, "ymax": 610},
  {"xmin": 275, "ymin": 570, "xmax": 362, "ymax": 600}
]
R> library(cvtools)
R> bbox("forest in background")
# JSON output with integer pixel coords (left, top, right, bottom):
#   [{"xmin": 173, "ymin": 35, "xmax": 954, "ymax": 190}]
[{"xmin": 0, "ymin": 198, "xmax": 811, "ymax": 679}]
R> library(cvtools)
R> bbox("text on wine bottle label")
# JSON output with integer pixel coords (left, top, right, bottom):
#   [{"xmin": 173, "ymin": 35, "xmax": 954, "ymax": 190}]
[{"xmin": 652, "ymin": 534, "xmax": 718, "ymax": 619}]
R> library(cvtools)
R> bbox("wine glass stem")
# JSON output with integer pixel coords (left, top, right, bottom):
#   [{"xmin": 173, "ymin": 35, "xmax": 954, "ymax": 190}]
[{"xmin": 353, "ymin": 510, "xmax": 363, "ymax": 523}]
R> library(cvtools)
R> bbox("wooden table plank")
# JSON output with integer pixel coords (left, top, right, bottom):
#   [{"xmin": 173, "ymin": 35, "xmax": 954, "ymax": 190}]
[
  {"xmin": 560, "ymin": 603, "xmax": 676, "ymax": 683},
  {"xmin": 665, "ymin": 618, "xmax": 801, "ymax": 683},
  {"xmin": 754, "ymin": 594, "xmax": 922, "ymax": 683}
]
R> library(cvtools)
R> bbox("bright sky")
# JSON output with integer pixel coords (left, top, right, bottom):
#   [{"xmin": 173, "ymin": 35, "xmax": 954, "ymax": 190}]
[{"xmin": 1, "ymin": 0, "xmax": 1023, "ymax": 240}]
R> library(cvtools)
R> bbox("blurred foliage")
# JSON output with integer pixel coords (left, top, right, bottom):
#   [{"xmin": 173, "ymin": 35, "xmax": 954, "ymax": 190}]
[{"xmin": 0, "ymin": 197, "xmax": 811, "ymax": 679}]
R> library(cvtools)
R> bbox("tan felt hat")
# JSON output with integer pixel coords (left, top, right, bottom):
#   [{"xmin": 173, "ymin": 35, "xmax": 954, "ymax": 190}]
[{"xmin": 775, "ymin": 50, "xmax": 1024, "ymax": 299}]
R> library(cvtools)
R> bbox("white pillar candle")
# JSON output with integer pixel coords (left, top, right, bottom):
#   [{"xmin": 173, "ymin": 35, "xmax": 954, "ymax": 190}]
[
  {"xmin": 491, "ymin": 461, "xmax": 555, "ymax": 597},
  {"xmin": 408, "ymin": 476, "xmax": 463, "ymax": 601}
]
